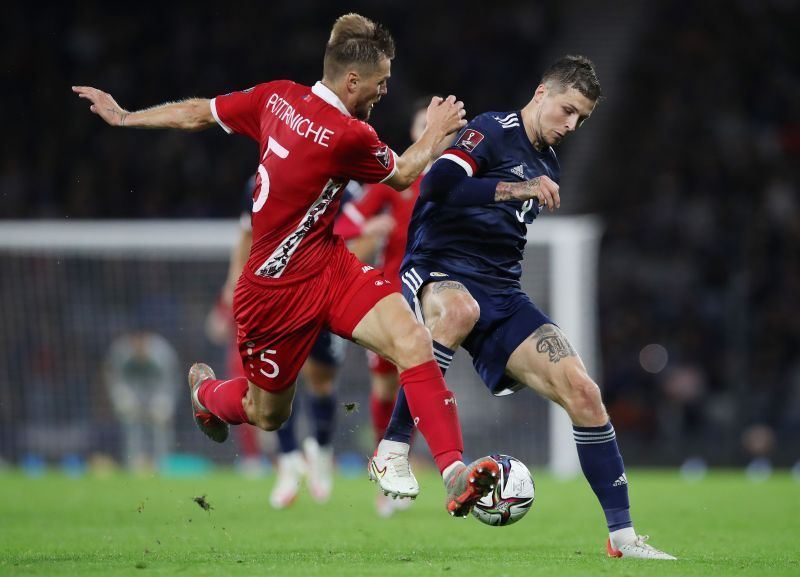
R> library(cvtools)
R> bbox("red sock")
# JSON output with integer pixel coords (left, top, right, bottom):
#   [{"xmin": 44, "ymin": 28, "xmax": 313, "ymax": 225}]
[
  {"xmin": 197, "ymin": 377, "xmax": 249, "ymax": 424},
  {"xmin": 400, "ymin": 360, "xmax": 463, "ymax": 473},
  {"xmin": 369, "ymin": 392, "xmax": 395, "ymax": 445}
]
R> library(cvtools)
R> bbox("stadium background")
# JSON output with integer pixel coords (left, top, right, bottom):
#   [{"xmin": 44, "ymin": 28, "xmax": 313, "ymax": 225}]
[{"xmin": 1, "ymin": 0, "xmax": 798, "ymax": 472}]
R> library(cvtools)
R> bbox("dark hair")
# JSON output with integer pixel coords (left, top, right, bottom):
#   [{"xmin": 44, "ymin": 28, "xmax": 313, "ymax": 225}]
[
  {"xmin": 323, "ymin": 14, "xmax": 396, "ymax": 80},
  {"xmin": 541, "ymin": 55, "xmax": 602, "ymax": 101}
]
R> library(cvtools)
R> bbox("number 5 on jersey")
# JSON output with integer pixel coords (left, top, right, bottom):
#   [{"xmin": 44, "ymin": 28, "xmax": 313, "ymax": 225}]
[{"xmin": 253, "ymin": 137, "xmax": 289, "ymax": 213}]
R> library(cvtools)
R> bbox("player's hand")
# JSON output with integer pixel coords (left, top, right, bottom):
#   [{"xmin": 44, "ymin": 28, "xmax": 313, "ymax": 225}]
[
  {"xmin": 527, "ymin": 175, "xmax": 561, "ymax": 212},
  {"xmin": 72, "ymin": 86, "xmax": 129, "ymax": 127},
  {"xmin": 497, "ymin": 175, "xmax": 560, "ymax": 210},
  {"xmin": 426, "ymin": 95, "xmax": 467, "ymax": 137},
  {"xmin": 362, "ymin": 213, "xmax": 396, "ymax": 238}
]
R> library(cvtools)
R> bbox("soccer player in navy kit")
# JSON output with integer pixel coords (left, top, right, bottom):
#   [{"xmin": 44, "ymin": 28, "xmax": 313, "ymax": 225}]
[{"xmin": 370, "ymin": 56, "xmax": 676, "ymax": 559}]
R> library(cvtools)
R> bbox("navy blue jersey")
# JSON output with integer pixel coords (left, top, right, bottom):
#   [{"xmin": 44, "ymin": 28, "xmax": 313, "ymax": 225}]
[{"xmin": 403, "ymin": 111, "xmax": 560, "ymax": 285}]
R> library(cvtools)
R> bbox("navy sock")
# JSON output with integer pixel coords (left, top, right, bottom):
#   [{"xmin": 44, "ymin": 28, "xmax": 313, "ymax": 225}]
[
  {"xmin": 574, "ymin": 422, "xmax": 632, "ymax": 531},
  {"xmin": 276, "ymin": 403, "xmax": 298, "ymax": 454},
  {"xmin": 384, "ymin": 341, "xmax": 454, "ymax": 444},
  {"xmin": 309, "ymin": 393, "xmax": 336, "ymax": 447}
]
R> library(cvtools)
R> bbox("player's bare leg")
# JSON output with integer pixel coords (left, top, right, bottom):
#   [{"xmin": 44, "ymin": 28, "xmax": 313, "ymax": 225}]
[
  {"xmin": 353, "ymin": 292, "xmax": 498, "ymax": 513},
  {"xmin": 418, "ymin": 280, "xmax": 480, "ymax": 350},
  {"xmin": 505, "ymin": 325, "xmax": 675, "ymax": 560},
  {"xmin": 242, "ymin": 381, "xmax": 297, "ymax": 432}
]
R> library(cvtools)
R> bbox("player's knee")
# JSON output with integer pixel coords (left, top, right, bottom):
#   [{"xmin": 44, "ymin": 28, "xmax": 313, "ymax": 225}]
[
  {"xmin": 251, "ymin": 406, "xmax": 291, "ymax": 432},
  {"xmin": 560, "ymin": 366, "xmax": 607, "ymax": 425},
  {"xmin": 440, "ymin": 292, "xmax": 480, "ymax": 338},
  {"xmin": 390, "ymin": 322, "xmax": 433, "ymax": 366}
]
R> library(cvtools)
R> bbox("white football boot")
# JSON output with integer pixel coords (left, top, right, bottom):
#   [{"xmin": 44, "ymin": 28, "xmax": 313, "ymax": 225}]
[
  {"xmin": 303, "ymin": 437, "xmax": 334, "ymax": 504},
  {"xmin": 368, "ymin": 440, "xmax": 419, "ymax": 499},
  {"xmin": 269, "ymin": 450, "xmax": 306, "ymax": 509},
  {"xmin": 606, "ymin": 535, "xmax": 677, "ymax": 560}
]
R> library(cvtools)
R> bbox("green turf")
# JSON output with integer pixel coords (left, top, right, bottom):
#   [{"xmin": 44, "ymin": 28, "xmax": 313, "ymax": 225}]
[{"xmin": 1, "ymin": 468, "xmax": 798, "ymax": 576}]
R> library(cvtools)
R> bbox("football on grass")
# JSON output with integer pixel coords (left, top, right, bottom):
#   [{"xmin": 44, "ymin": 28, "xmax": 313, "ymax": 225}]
[{"xmin": 472, "ymin": 454, "xmax": 535, "ymax": 526}]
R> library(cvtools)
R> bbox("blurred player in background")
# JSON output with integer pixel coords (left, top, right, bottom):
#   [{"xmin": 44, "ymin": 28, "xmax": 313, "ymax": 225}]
[
  {"xmin": 333, "ymin": 98, "xmax": 431, "ymax": 517},
  {"xmin": 372, "ymin": 56, "xmax": 676, "ymax": 558},
  {"xmin": 104, "ymin": 330, "xmax": 179, "ymax": 472},
  {"xmin": 73, "ymin": 13, "xmax": 501, "ymax": 517}
]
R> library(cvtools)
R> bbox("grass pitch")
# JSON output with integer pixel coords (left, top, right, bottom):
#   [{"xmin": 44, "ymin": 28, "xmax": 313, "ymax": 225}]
[{"xmin": 1, "ymin": 468, "xmax": 798, "ymax": 576}]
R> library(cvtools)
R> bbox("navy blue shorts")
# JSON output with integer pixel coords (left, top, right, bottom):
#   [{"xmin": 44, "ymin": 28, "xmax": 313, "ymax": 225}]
[
  {"xmin": 308, "ymin": 329, "xmax": 347, "ymax": 367},
  {"xmin": 400, "ymin": 262, "xmax": 553, "ymax": 395}
]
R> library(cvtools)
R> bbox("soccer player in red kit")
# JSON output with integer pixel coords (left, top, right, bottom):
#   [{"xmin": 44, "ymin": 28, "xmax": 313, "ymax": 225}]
[{"xmin": 73, "ymin": 13, "xmax": 499, "ymax": 516}]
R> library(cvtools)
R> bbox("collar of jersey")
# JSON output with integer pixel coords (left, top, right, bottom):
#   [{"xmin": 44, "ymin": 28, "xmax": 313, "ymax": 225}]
[{"xmin": 312, "ymin": 81, "xmax": 351, "ymax": 117}]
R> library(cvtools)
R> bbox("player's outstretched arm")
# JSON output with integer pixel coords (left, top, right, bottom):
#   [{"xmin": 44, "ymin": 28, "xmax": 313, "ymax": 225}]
[
  {"xmin": 72, "ymin": 86, "xmax": 215, "ymax": 131},
  {"xmin": 385, "ymin": 95, "xmax": 466, "ymax": 191}
]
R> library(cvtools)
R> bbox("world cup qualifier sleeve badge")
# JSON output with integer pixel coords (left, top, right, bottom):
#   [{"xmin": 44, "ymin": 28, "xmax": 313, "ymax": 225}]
[{"xmin": 455, "ymin": 129, "xmax": 484, "ymax": 152}]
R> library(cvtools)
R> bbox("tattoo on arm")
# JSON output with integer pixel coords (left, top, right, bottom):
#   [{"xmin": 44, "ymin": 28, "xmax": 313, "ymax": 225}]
[
  {"xmin": 495, "ymin": 179, "xmax": 540, "ymax": 203},
  {"xmin": 431, "ymin": 280, "xmax": 469, "ymax": 294},
  {"xmin": 532, "ymin": 325, "xmax": 577, "ymax": 363}
]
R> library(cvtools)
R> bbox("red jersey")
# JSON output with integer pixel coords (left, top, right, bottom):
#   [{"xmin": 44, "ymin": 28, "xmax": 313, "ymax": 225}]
[
  {"xmin": 334, "ymin": 175, "xmax": 422, "ymax": 283},
  {"xmin": 211, "ymin": 80, "xmax": 398, "ymax": 281}
]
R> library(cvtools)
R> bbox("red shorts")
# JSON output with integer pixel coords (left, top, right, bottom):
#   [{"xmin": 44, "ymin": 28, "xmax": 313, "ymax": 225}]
[
  {"xmin": 233, "ymin": 239, "xmax": 397, "ymax": 392},
  {"xmin": 366, "ymin": 350, "xmax": 397, "ymax": 375}
]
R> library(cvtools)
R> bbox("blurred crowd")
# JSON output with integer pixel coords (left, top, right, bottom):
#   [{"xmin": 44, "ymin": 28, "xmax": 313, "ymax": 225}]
[
  {"xmin": 590, "ymin": 1, "xmax": 799, "ymax": 464},
  {"xmin": 1, "ymin": 0, "xmax": 798, "ymax": 465}
]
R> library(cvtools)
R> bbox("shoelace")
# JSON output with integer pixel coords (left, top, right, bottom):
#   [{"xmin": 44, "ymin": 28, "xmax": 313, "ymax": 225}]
[
  {"xmin": 630, "ymin": 535, "xmax": 664, "ymax": 554},
  {"xmin": 633, "ymin": 535, "xmax": 651, "ymax": 547},
  {"xmin": 385, "ymin": 452, "xmax": 412, "ymax": 477}
]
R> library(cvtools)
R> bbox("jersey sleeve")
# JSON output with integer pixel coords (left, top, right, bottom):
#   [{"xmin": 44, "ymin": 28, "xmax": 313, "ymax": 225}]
[
  {"xmin": 437, "ymin": 113, "xmax": 499, "ymax": 177},
  {"xmin": 210, "ymin": 83, "xmax": 273, "ymax": 141},
  {"xmin": 334, "ymin": 122, "xmax": 398, "ymax": 184},
  {"xmin": 334, "ymin": 183, "xmax": 391, "ymax": 239}
]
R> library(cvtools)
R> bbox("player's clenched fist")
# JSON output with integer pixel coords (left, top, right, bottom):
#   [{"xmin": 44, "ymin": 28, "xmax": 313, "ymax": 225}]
[{"xmin": 426, "ymin": 95, "xmax": 467, "ymax": 137}]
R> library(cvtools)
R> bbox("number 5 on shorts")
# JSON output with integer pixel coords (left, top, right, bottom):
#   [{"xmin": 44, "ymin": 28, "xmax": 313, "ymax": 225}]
[{"xmin": 259, "ymin": 349, "xmax": 280, "ymax": 379}]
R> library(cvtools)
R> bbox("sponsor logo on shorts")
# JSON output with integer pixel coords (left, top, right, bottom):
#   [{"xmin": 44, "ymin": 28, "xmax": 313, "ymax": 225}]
[
  {"xmin": 430, "ymin": 272, "xmax": 449, "ymax": 278},
  {"xmin": 375, "ymin": 280, "xmax": 385, "ymax": 286},
  {"xmin": 362, "ymin": 265, "xmax": 374, "ymax": 273}
]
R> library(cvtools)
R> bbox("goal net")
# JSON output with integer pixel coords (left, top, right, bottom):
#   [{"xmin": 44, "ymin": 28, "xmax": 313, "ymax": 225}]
[{"xmin": 0, "ymin": 217, "xmax": 601, "ymax": 476}]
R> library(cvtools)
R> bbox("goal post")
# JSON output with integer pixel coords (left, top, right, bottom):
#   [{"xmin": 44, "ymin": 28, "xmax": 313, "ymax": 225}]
[{"xmin": 527, "ymin": 216, "xmax": 604, "ymax": 478}]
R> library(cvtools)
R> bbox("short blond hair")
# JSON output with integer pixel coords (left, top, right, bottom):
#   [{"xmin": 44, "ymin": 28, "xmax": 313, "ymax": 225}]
[{"xmin": 323, "ymin": 13, "xmax": 396, "ymax": 80}]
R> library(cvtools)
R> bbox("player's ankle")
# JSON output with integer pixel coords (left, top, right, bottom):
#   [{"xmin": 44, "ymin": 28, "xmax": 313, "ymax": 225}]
[
  {"xmin": 609, "ymin": 526, "xmax": 636, "ymax": 549},
  {"xmin": 441, "ymin": 459, "xmax": 464, "ymax": 480}
]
